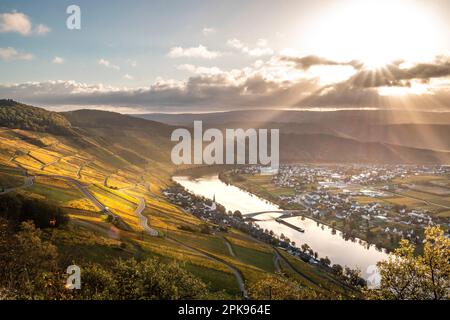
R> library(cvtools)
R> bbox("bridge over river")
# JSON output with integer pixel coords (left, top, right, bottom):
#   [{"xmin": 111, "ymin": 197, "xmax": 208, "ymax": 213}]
[
  {"xmin": 243, "ymin": 210, "xmax": 306, "ymax": 232},
  {"xmin": 243, "ymin": 210, "xmax": 304, "ymax": 220}
]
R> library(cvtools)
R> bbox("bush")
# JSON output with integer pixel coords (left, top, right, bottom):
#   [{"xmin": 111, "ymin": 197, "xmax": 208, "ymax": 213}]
[
  {"xmin": 0, "ymin": 194, "xmax": 68, "ymax": 228},
  {"xmin": 78, "ymin": 258, "xmax": 208, "ymax": 300}
]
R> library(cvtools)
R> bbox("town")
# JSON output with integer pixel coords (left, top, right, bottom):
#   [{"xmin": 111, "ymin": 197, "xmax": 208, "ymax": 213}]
[{"xmin": 221, "ymin": 164, "xmax": 450, "ymax": 251}]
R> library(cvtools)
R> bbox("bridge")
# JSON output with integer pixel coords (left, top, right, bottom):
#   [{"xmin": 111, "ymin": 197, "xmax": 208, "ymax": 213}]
[{"xmin": 243, "ymin": 210, "xmax": 303, "ymax": 220}]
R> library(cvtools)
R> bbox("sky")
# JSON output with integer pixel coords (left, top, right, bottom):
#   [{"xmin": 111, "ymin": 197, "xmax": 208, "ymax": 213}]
[{"xmin": 1, "ymin": 0, "xmax": 450, "ymax": 113}]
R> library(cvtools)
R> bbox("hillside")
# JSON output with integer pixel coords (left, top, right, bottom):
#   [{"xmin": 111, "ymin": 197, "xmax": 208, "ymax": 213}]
[
  {"xmin": 344, "ymin": 124, "xmax": 450, "ymax": 151},
  {"xmin": 63, "ymin": 109, "xmax": 175, "ymax": 165},
  {"xmin": 280, "ymin": 133, "xmax": 450, "ymax": 164},
  {"xmin": 0, "ymin": 99, "xmax": 72, "ymax": 135},
  {"xmin": 137, "ymin": 110, "xmax": 450, "ymax": 164}
]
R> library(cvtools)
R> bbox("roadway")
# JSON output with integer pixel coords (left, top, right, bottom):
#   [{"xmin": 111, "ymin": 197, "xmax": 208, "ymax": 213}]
[{"xmin": 132, "ymin": 196, "xmax": 158, "ymax": 237}]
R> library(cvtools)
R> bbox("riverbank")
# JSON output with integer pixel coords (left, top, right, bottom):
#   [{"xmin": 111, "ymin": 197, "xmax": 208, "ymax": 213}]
[
  {"xmin": 173, "ymin": 174, "xmax": 388, "ymax": 281},
  {"xmin": 219, "ymin": 170, "xmax": 396, "ymax": 253}
]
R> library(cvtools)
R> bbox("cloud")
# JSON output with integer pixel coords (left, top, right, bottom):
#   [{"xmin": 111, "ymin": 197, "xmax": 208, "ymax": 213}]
[
  {"xmin": 177, "ymin": 64, "xmax": 223, "ymax": 75},
  {"xmin": 347, "ymin": 57, "xmax": 450, "ymax": 88},
  {"xmin": 34, "ymin": 24, "xmax": 51, "ymax": 35},
  {"xmin": 98, "ymin": 59, "xmax": 120, "ymax": 70},
  {"xmin": 123, "ymin": 74, "xmax": 134, "ymax": 80},
  {"xmin": 202, "ymin": 27, "xmax": 216, "ymax": 36},
  {"xmin": 0, "ymin": 56, "xmax": 322, "ymax": 112},
  {"xmin": 168, "ymin": 45, "xmax": 221, "ymax": 59},
  {"xmin": 282, "ymin": 55, "xmax": 363, "ymax": 70},
  {"xmin": 227, "ymin": 38, "xmax": 245, "ymax": 50},
  {"xmin": 126, "ymin": 59, "xmax": 137, "ymax": 67},
  {"xmin": 0, "ymin": 11, "xmax": 50, "ymax": 36},
  {"xmin": 0, "ymin": 12, "xmax": 31, "ymax": 35},
  {"xmin": 2, "ymin": 54, "xmax": 450, "ymax": 112},
  {"xmin": 52, "ymin": 56, "xmax": 64, "ymax": 64},
  {"xmin": 227, "ymin": 38, "xmax": 274, "ymax": 57},
  {"xmin": 0, "ymin": 47, "xmax": 34, "ymax": 61},
  {"xmin": 256, "ymin": 39, "xmax": 268, "ymax": 47}
]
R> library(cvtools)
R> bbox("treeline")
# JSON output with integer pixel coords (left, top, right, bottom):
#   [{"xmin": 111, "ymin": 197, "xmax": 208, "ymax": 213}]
[
  {"xmin": 0, "ymin": 99, "xmax": 72, "ymax": 135},
  {"xmin": 0, "ymin": 194, "xmax": 68, "ymax": 228}
]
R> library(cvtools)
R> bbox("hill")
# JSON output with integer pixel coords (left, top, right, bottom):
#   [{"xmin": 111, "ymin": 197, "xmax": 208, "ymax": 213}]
[
  {"xmin": 62, "ymin": 109, "xmax": 175, "ymax": 165},
  {"xmin": 345, "ymin": 124, "xmax": 450, "ymax": 151},
  {"xmin": 0, "ymin": 99, "xmax": 72, "ymax": 135},
  {"xmin": 279, "ymin": 133, "xmax": 450, "ymax": 164},
  {"xmin": 136, "ymin": 110, "xmax": 450, "ymax": 163}
]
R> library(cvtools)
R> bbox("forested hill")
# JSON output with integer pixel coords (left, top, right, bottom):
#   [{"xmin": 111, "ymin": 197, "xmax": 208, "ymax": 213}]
[{"xmin": 0, "ymin": 99, "xmax": 72, "ymax": 135}]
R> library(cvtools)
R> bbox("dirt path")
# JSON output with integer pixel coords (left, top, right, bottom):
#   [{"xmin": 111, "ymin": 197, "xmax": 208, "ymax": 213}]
[
  {"xmin": 167, "ymin": 236, "xmax": 248, "ymax": 298},
  {"xmin": 221, "ymin": 236, "xmax": 237, "ymax": 258}
]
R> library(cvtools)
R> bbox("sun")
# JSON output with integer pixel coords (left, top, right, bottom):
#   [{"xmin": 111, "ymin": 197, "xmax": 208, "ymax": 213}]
[{"xmin": 300, "ymin": 0, "xmax": 444, "ymax": 67}]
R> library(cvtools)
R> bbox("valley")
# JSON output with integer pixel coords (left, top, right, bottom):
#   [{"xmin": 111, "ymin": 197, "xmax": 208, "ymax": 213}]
[{"xmin": 0, "ymin": 100, "xmax": 359, "ymax": 299}]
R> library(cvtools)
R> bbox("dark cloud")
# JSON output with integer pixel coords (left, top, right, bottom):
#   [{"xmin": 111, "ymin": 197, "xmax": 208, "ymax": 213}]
[
  {"xmin": 281, "ymin": 55, "xmax": 363, "ymax": 70},
  {"xmin": 0, "ymin": 75, "xmax": 320, "ymax": 112},
  {"xmin": 295, "ymin": 81, "xmax": 450, "ymax": 111},
  {"xmin": 348, "ymin": 57, "xmax": 450, "ymax": 88}
]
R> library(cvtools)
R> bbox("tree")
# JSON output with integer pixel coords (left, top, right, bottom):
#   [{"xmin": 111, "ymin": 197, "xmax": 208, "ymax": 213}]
[
  {"xmin": 332, "ymin": 264, "xmax": 344, "ymax": 277},
  {"xmin": 301, "ymin": 243, "xmax": 311, "ymax": 254},
  {"xmin": 139, "ymin": 258, "xmax": 207, "ymax": 300},
  {"xmin": 420, "ymin": 226, "xmax": 450, "ymax": 300},
  {"xmin": 78, "ymin": 264, "xmax": 118, "ymax": 300},
  {"xmin": 0, "ymin": 219, "xmax": 60, "ymax": 299},
  {"xmin": 233, "ymin": 210, "xmax": 242, "ymax": 218},
  {"xmin": 369, "ymin": 226, "xmax": 449, "ymax": 300},
  {"xmin": 0, "ymin": 194, "xmax": 68, "ymax": 228},
  {"xmin": 320, "ymin": 257, "xmax": 331, "ymax": 267},
  {"xmin": 344, "ymin": 267, "xmax": 366, "ymax": 288},
  {"xmin": 110, "ymin": 258, "xmax": 207, "ymax": 300}
]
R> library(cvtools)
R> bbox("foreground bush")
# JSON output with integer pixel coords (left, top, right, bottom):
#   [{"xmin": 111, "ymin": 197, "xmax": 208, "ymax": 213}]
[
  {"xmin": 368, "ymin": 226, "xmax": 449, "ymax": 300},
  {"xmin": 0, "ymin": 218, "xmax": 208, "ymax": 300}
]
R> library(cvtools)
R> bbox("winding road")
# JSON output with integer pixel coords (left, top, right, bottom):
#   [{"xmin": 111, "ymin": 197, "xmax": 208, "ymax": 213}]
[
  {"xmin": 133, "ymin": 196, "xmax": 158, "ymax": 237},
  {"xmin": 221, "ymin": 237, "xmax": 236, "ymax": 258},
  {"xmin": 46, "ymin": 175, "xmax": 131, "ymax": 231}
]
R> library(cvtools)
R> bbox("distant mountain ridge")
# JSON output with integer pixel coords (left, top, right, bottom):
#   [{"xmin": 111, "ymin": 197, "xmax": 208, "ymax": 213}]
[
  {"xmin": 134, "ymin": 109, "xmax": 450, "ymax": 126},
  {"xmin": 1, "ymin": 100, "xmax": 449, "ymax": 164},
  {"xmin": 134, "ymin": 109, "xmax": 450, "ymax": 159},
  {"xmin": 280, "ymin": 133, "xmax": 450, "ymax": 164}
]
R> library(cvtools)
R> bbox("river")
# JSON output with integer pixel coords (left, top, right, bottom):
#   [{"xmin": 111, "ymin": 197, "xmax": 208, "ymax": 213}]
[{"xmin": 173, "ymin": 174, "xmax": 388, "ymax": 282}]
